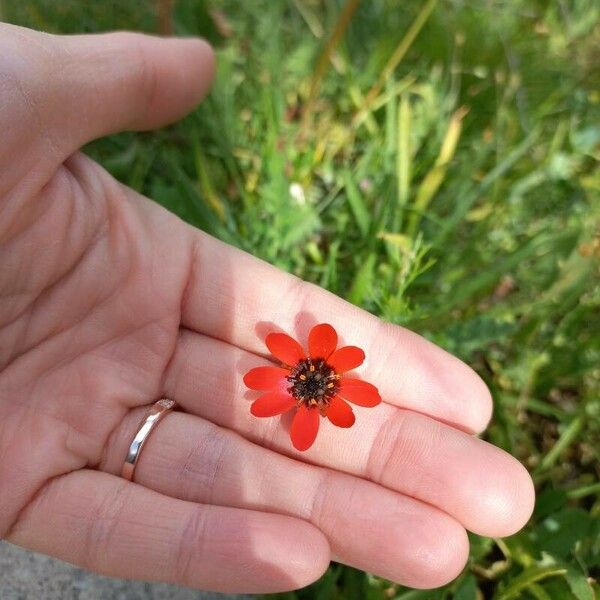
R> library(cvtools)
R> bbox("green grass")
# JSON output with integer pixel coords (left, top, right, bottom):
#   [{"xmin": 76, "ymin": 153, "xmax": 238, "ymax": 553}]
[{"xmin": 4, "ymin": 0, "xmax": 599, "ymax": 598}]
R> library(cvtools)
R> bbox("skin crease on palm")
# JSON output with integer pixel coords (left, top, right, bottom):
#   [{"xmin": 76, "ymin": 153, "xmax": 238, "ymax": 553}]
[{"xmin": 0, "ymin": 24, "xmax": 535, "ymax": 594}]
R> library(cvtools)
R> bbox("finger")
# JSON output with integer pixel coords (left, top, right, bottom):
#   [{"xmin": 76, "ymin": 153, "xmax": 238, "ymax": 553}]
[
  {"xmin": 101, "ymin": 409, "xmax": 469, "ymax": 589},
  {"xmin": 165, "ymin": 329, "xmax": 535, "ymax": 538},
  {"xmin": 181, "ymin": 231, "xmax": 492, "ymax": 433},
  {"xmin": 7, "ymin": 470, "xmax": 329, "ymax": 594},
  {"xmin": 1, "ymin": 24, "xmax": 214, "ymax": 158}
]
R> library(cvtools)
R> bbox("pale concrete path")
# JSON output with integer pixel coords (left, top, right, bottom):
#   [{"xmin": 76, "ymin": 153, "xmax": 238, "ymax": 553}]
[{"xmin": 0, "ymin": 542, "xmax": 253, "ymax": 600}]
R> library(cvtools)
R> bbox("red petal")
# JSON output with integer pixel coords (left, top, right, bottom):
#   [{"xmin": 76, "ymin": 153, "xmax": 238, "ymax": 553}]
[
  {"xmin": 250, "ymin": 392, "xmax": 296, "ymax": 417},
  {"xmin": 290, "ymin": 405, "xmax": 320, "ymax": 451},
  {"xmin": 327, "ymin": 346, "xmax": 365, "ymax": 373},
  {"xmin": 338, "ymin": 378, "xmax": 381, "ymax": 407},
  {"xmin": 243, "ymin": 366, "xmax": 289, "ymax": 391},
  {"xmin": 326, "ymin": 396, "xmax": 355, "ymax": 428},
  {"xmin": 265, "ymin": 332, "xmax": 305, "ymax": 366},
  {"xmin": 308, "ymin": 323, "xmax": 338, "ymax": 359}
]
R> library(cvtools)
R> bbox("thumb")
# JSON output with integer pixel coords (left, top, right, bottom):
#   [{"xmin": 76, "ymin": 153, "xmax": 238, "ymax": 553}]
[{"xmin": 1, "ymin": 24, "xmax": 215, "ymax": 158}]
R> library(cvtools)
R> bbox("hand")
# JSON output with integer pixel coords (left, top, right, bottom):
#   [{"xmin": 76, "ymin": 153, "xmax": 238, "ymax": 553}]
[{"xmin": 0, "ymin": 24, "xmax": 534, "ymax": 593}]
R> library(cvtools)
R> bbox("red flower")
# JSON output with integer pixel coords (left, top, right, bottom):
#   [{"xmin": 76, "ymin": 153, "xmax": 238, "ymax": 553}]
[{"xmin": 243, "ymin": 323, "xmax": 381, "ymax": 451}]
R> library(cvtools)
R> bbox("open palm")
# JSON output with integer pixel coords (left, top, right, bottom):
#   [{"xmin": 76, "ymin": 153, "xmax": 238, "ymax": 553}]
[{"xmin": 0, "ymin": 24, "xmax": 534, "ymax": 594}]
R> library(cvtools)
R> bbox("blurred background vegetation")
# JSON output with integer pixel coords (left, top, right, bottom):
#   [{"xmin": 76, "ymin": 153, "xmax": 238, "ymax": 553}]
[{"xmin": 3, "ymin": 0, "xmax": 599, "ymax": 598}]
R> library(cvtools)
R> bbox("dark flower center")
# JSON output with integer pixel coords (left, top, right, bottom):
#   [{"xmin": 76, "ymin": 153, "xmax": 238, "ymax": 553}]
[{"xmin": 287, "ymin": 358, "xmax": 339, "ymax": 412}]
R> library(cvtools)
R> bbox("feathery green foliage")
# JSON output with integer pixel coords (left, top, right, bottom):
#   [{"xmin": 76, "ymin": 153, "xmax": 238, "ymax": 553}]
[{"xmin": 4, "ymin": 0, "xmax": 599, "ymax": 598}]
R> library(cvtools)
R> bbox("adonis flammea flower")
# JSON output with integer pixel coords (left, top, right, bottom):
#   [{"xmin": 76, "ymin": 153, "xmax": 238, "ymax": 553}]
[{"xmin": 243, "ymin": 323, "xmax": 381, "ymax": 451}]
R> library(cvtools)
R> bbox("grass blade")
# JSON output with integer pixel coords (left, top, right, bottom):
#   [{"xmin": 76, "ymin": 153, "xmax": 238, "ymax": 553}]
[
  {"xmin": 348, "ymin": 252, "xmax": 376, "ymax": 306},
  {"xmin": 354, "ymin": 0, "xmax": 438, "ymax": 124},
  {"xmin": 433, "ymin": 128, "xmax": 541, "ymax": 248},
  {"xmin": 406, "ymin": 106, "xmax": 468, "ymax": 237},
  {"xmin": 395, "ymin": 93, "xmax": 412, "ymax": 231},
  {"xmin": 537, "ymin": 415, "xmax": 585, "ymax": 473},
  {"xmin": 299, "ymin": 0, "xmax": 360, "ymax": 137},
  {"xmin": 343, "ymin": 169, "xmax": 371, "ymax": 238}
]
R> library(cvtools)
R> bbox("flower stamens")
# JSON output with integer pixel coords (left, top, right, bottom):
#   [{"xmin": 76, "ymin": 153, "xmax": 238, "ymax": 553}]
[{"xmin": 287, "ymin": 358, "xmax": 339, "ymax": 410}]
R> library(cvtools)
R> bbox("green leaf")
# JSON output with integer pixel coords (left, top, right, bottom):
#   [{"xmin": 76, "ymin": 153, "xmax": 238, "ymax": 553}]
[
  {"xmin": 454, "ymin": 573, "xmax": 478, "ymax": 600},
  {"xmin": 343, "ymin": 169, "xmax": 371, "ymax": 238},
  {"xmin": 348, "ymin": 253, "xmax": 376, "ymax": 306},
  {"xmin": 395, "ymin": 589, "xmax": 445, "ymax": 600},
  {"xmin": 494, "ymin": 566, "xmax": 567, "ymax": 600},
  {"xmin": 439, "ymin": 315, "xmax": 517, "ymax": 360},
  {"xmin": 527, "ymin": 583, "xmax": 555, "ymax": 600},
  {"xmin": 565, "ymin": 565, "xmax": 595, "ymax": 600},
  {"xmin": 531, "ymin": 508, "xmax": 591, "ymax": 559},
  {"xmin": 534, "ymin": 488, "xmax": 568, "ymax": 520}
]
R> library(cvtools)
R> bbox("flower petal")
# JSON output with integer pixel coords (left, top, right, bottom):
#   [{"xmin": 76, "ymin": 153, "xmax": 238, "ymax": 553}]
[
  {"xmin": 308, "ymin": 323, "xmax": 338, "ymax": 360},
  {"xmin": 243, "ymin": 366, "xmax": 290, "ymax": 391},
  {"xmin": 327, "ymin": 346, "xmax": 365, "ymax": 373},
  {"xmin": 265, "ymin": 332, "xmax": 305, "ymax": 366},
  {"xmin": 326, "ymin": 396, "xmax": 355, "ymax": 428},
  {"xmin": 250, "ymin": 392, "xmax": 296, "ymax": 417},
  {"xmin": 290, "ymin": 405, "xmax": 320, "ymax": 451},
  {"xmin": 338, "ymin": 378, "xmax": 381, "ymax": 407}
]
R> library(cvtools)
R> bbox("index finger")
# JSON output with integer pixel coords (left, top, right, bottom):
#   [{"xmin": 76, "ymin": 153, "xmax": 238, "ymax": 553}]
[{"xmin": 181, "ymin": 230, "xmax": 492, "ymax": 433}]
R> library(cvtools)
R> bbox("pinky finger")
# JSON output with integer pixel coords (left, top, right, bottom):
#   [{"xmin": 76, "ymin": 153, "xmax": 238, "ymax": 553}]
[{"xmin": 6, "ymin": 470, "xmax": 330, "ymax": 594}]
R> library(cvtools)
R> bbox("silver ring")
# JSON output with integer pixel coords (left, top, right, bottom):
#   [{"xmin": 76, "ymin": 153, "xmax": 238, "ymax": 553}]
[{"xmin": 121, "ymin": 399, "xmax": 176, "ymax": 481}]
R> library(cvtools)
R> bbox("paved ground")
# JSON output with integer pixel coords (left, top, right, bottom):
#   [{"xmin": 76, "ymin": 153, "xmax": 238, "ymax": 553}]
[{"xmin": 0, "ymin": 542, "xmax": 251, "ymax": 600}]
